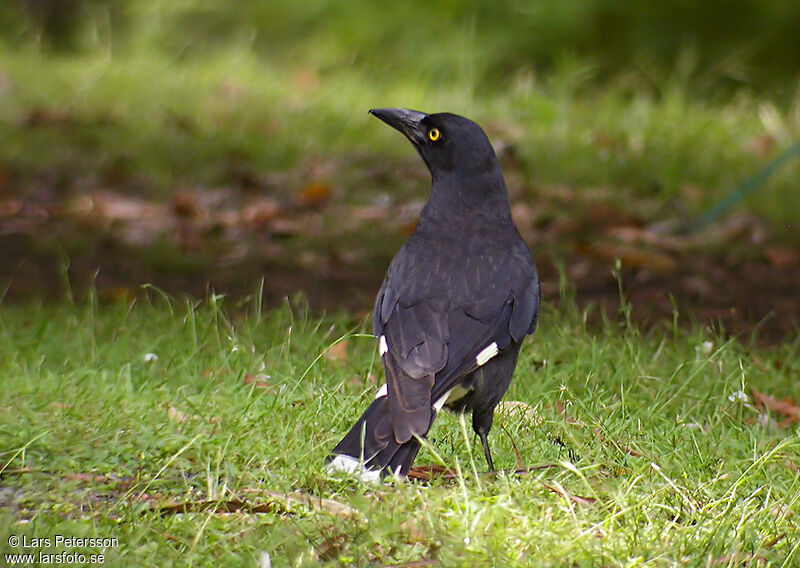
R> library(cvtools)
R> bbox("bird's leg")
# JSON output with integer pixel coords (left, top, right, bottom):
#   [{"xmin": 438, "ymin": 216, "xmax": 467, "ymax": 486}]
[
  {"xmin": 472, "ymin": 411, "xmax": 495, "ymax": 472},
  {"xmin": 478, "ymin": 430, "xmax": 495, "ymax": 472}
]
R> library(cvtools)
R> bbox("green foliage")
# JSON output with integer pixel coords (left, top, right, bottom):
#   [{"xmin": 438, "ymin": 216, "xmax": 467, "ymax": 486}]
[
  {"xmin": 1, "ymin": 296, "xmax": 798, "ymax": 565},
  {"xmin": 6, "ymin": 1, "xmax": 800, "ymax": 91},
  {"xmin": 1, "ymin": 1, "xmax": 799, "ymax": 232}
]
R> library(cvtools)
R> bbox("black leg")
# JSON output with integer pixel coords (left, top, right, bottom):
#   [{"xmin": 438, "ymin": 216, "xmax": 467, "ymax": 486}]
[
  {"xmin": 472, "ymin": 407, "xmax": 497, "ymax": 472},
  {"xmin": 478, "ymin": 430, "xmax": 495, "ymax": 471}
]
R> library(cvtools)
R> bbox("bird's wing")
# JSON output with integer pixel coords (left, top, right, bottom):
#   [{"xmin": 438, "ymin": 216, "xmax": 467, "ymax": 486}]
[
  {"xmin": 374, "ymin": 289, "xmax": 447, "ymax": 443},
  {"xmin": 374, "ymin": 275, "xmax": 539, "ymax": 443},
  {"xmin": 432, "ymin": 276, "xmax": 539, "ymax": 401}
]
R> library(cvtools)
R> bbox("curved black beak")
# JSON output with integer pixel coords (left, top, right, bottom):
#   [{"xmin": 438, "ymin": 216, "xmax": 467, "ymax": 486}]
[{"xmin": 369, "ymin": 108, "xmax": 428, "ymax": 144}]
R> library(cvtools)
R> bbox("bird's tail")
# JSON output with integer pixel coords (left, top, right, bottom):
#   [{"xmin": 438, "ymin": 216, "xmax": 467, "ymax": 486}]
[{"xmin": 327, "ymin": 396, "xmax": 423, "ymax": 480}]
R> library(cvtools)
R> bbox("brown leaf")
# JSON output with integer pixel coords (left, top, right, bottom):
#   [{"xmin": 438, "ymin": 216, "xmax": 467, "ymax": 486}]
[
  {"xmin": 764, "ymin": 247, "xmax": 800, "ymax": 268},
  {"xmin": 155, "ymin": 499, "xmax": 289, "ymax": 517},
  {"xmin": 242, "ymin": 489, "xmax": 360, "ymax": 518},
  {"xmin": 323, "ymin": 340, "xmax": 349, "ymax": 364},
  {"xmin": 751, "ymin": 389, "xmax": 800, "ymax": 424},
  {"xmin": 242, "ymin": 198, "xmax": 281, "ymax": 225},
  {"xmin": 167, "ymin": 405, "xmax": 188, "ymax": 423},
  {"xmin": 745, "ymin": 134, "xmax": 776, "ymax": 157},
  {"xmin": 275, "ymin": 491, "xmax": 359, "ymax": 518},
  {"xmin": 63, "ymin": 473, "xmax": 114, "ymax": 483},
  {"xmin": 401, "ymin": 220, "xmax": 418, "ymax": 236},
  {"xmin": 316, "ymin": 531, "xmax": 348, "ymax": 561},
  {"xmin": 406, "ymin": 463, "xmax": 555, "ymax": 481},
  {"xmin": 21, "ymin": 106, "xmax": 74, "ymax": 127},
  {"xmin": 607, "ymin": 225, "xmax": 687, "ymax": 251},
  {"xmin": 583, "ymin": 242, "xmax": 678, "ymax": 272},
  {"xmin": 541, "ymin": 481, "xmax": 596, "ymax": 506},
  {"xmin": 296, "ymin": 182, "xmax": 332, "ymax": 208},
  {"xmin": 244, "ymin": 374, "xmax": 270, "ymax": 389},
  {"xmin": 292, "ymin": 67, "xmax": 321, "ymax": 92},
  {"xmin": 554, "ymin": 400, "xmax": 581, "ymax": 425},
  {"xmin": 782, "ymin": 459, "xmax": 799, "ymax": 473},
  {"xmin": 407, "ymin": 464, "xmax": 459, "ymax": 481},
  {"xmin": 0, "ymin": 199, "xmax": 22, "ymax": 216},
  {"xmin": 399, "ymin": 520, "xmax": 428, "ymax": 545},
  {"xmin": 171, "ymin": 190, "xmax": 204, "ymax": 219},
  {"xmin": 154, "ymin": 491, "xmax": 358, "ymax": 519}
]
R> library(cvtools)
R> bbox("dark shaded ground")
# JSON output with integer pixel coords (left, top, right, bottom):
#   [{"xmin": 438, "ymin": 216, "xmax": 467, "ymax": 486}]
[{"xmin": 1, "ymin": 171, "xmax": 798, "ymax": 344}]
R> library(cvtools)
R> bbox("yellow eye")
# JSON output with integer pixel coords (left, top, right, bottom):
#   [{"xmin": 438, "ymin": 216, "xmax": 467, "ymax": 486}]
[{"xmin": 428, "ymin": 128, "xmax": 440, "ymax": 142}]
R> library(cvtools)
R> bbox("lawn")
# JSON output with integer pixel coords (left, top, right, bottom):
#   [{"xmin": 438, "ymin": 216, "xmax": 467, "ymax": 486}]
[
  {"xmin": 2, "ymin": 4, "xmax": 800, "ymax": 565},
  {"xmin": 1, "ymin": 293, "xmax": 798, "ymax": 566},
  {"xmin": 3, "ymin": 45, "xmax": 799, "ymax": 233}
]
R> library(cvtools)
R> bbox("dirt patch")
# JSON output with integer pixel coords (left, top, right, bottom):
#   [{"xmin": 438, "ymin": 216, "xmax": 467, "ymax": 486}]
[{"xmin": 1, "ymin": 180, "xmax": 797, "ymax": 344}]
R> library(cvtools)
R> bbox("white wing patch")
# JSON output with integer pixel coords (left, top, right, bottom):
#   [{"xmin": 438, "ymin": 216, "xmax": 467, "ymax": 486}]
[
  {"xmin": 433, "ymin": 384, "xmax": 471, "ymax": 412},
  {"xmin": 433, "ymin": 391, "xmax": 450, "ymax": 412},
  {"xmin": 379, "ymin": 335, "xmax": 388, "ymax": 356},
  {"xmin": 326, "ymin": 455, "xmax": 381, "ymax": 483},
  {"xmin": 375, "ymin": 383, "xmax": 388, "ymax": 399},
  {"xmin": 476, "ymin": 342, "xmax": 499, "ymax": 366}
]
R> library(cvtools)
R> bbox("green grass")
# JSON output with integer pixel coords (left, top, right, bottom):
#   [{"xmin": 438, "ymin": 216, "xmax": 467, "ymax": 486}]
[
  {"xmin": 2, "ymin": 42, "xmax": 800, "ymax": 233},
  {"xmin": 1, "ymin": 293, "xmax": 798, "ymax": 566}
]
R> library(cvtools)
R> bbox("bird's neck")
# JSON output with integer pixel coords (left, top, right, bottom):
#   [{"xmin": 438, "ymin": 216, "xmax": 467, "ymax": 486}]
[{"xmin": 419, "ymin": 169, "xmax": 513, "ymax": 229}]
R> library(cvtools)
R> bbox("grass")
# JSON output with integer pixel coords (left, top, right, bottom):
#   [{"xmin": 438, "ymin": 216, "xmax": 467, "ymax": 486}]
[
  {"xmin": 1, "ymin": 42, "xmax": 800, "ymax": 234},
  {"xmin": 1, "ymin": 292, "xmax": 798, "ymax": 566}
]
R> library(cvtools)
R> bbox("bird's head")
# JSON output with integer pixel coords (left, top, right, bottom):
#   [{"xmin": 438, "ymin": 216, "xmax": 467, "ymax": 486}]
[{"xmin": 369, "ymin": 108, "xmax": 500, "ymax": 182}]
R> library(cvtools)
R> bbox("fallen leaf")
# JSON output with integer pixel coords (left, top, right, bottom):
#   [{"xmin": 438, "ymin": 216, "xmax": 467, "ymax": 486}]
[
  {"xmin": 167, "ymin": 405, "xmax": 188, "ymax": 423},
  {"xmin": 770, "ymin": 503, "xmax": 793, "ymax": 518},
  {"xmin": 316, "ymin": 531, "xmax": 348, "ymax": 561},
  {"xmin": 154, "ymin": 499, "xmax": 289, "ymax": 517},
  {"xmin": 296, "ymin": 182, "xmax": 332, "ymax": 208},
  {"xmin": 275, "ymin": 491, "xmax": 359, "ymax": 518},
  {"xmin": 582, "ymin": 242, "xmax": 678, "ymax": 272},
  {"xmin": 406, "ymin": 463, "xmax": 556, "ymax": 482},
  {"xmin": 241, "ymin": 489, "xmax": 360, "ymax": 518},
  {"xmin": 242, "ymin": 198, "xmax": 281, "ymax": 225},
  {"xmin": 244, "ymin": 374, "xmax": 270, "ymax": 389},
  {"xmin": 751, "ymin": 389, "xmax": 800, "ymax": 424},
  {"xmin": 554, "ymin": 400, "xmax": 581, "ymax": 425},
  {"xmin": 764, "ymin": 247, "xmax": 800, "ymax": 268},
  {"xmin": 608, "ymin": 225, "xmax": 687, "ymax": 251},
  {"xmin": 407, "ymin": 464, "xmax": 458, "ymax": 481},
  {"xmin": 399, "ymin": 520, "xmax": 428, "ymax": 545},
  {"xmin": 541, "ymin": 481, "xmax": 596, "ymax": 506},
  {"xmin": 0, "ymin": 199, "xmax": 22, "ymax": 216},
  {"xmin": 323, "ymin": 340, "xmax": 349, "ymax": 363},
  {"xmin": 21, "ymin": 106, "xmax": 74, "ymax": 127},
  {"xmin": 154, "ymin": 491, "xmax": 359, "ymax": 519},
  {"xmin": 171, "ymin": 190, "xmax": 204, "ymax": 219},
  {"xmin": 745, "ymin": 134, "xmax": 776, "ymax": 157},
  {"xmin": 292, "ymin": 67, "xmax": 320, "ymax": 92}
]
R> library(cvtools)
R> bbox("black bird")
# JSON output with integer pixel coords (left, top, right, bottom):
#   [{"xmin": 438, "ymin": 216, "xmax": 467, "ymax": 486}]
[{"xmin": 328, "ymin": 109, "xmax": 539, "ymax": 480}]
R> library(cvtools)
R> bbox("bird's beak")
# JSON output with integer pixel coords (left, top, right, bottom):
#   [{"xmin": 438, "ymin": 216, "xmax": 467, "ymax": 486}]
[{"xmin": 369, "ymin": 108, "xmax": 428, "ymax": 145}]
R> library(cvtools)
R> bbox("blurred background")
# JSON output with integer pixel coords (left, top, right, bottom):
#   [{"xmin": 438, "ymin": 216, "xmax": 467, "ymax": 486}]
[{"xmin": 0, "ymin": 0, "xmax": 798, "ymax": 340}]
